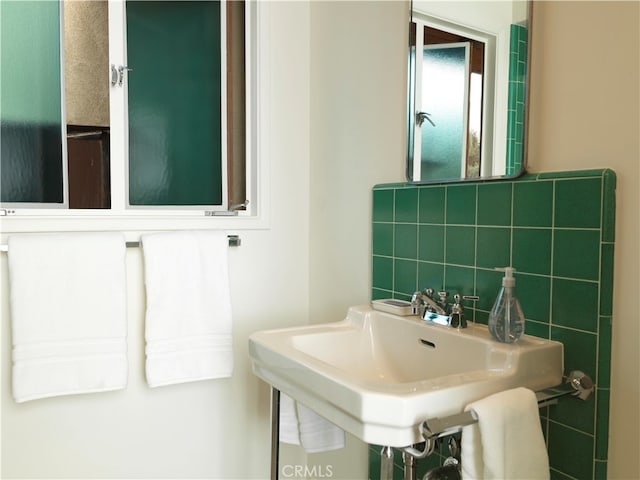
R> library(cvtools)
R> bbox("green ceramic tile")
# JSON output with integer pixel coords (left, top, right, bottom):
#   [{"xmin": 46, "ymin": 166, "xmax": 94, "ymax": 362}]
[
  {"xmin": 595, "ymin": 388, "xmax": 610, "ymax": 460},
  {"xmin": 445, "ymin": 184, "xmax": 476, "ymax": 225},
  {"xmin": 394, "ymin": 223, "xmax": 417, "ymax": 259},
  {"xmin": 513, "ymin": 181, "xmax": 553, "ymax": 227},
  {"xmin": 512, "ymin": 228, "xmax": 552, "ymax": 275},
  {"xmin": 598, "ymin": 316, "xmax": 612, "ymax": 388},
  {"xmin": 594, "ymin": 460, "xmax": 607, "ymax": 479},
  {"xmin": 549, "ymin": 389, "xmax": 595, "ymax": 434},
  {"xmin": 555, "ymin": 178, "xmax": 602, "ymax": 229},
  {"xmin": 475, "ymin": 268, "xmax": 504, "ymax": 311},
  {"xmin": 372, "ymin": 256, "xmax": 393, "ymax": 291},
  {"xmin": 445, "ymin": 226, "xmax": 475, "ymax": 266},
  {"xmin": 395, "ymin": 188, "xmax": 418, "ymax": 223},
  {"xmin": 551, "ymin": 326, "xmax": 597, "ymax": 380},
  {"xmin": 548, "ymin": 422, "xmax": 594, "ymax": 480},
  {"xmin": 417, "ymin": 454, "xmax": 442, "ymax": 478},
  {"xmin": 394, "ymin": 291, "xmax": 412, "ymax": 302},
  {"xmin": 369, "ymin": 170, "xmax": 615, "ymax": 476},
  {"xmin": 418, "ymin": 262, "xmax": 445, "ymax": 291},
  {"xmin": 394, "ymin": 259, "xmax": 417, "ymax": 296},
  {"xmin": 514, "ymin": 172, "xmax": 541, "ymax": 182},
  {"xmin": 368, "ymin": 448, "xmax": 381, "ymax": 480},
  {"xmin": 476, "ymin": 227, "xmax": 511, "ymax": 269},
  {"xmin": 551, "ymin": 278, "xmax": 598, "ymax": 332},
  {"xmin": 600, "ymin": 243, "xmax": 614, "ymax": 316},
  {"xmin": 419, "ymin": 186, "xmax": 445, "ymax": 224},
  {"xmin": 371, "ymin": 288, "xmax": 389, "ymax": 301},
  {"xmin": 474, "ymin": 309, "xmax": 489, "ymax": 325},
  {"xmin": 418, "ymin": 225, "xmax": 444, "ymax": 263},
  {"xmin": 525, "ymin": 320, "xmax": 550, "ymax": 339},
  {"xmin": 372, "ymin": 223, "xmax": 393, "ymax": 256},
  {"xmin": 477, "ymin": 183, "xmax": 512, "ymax": 226},
  {"xmin": 444, "ymin": 265, "xmax": 475, "ymax": 298},
  {"xmin": 550, "ymin": 468, "xmax": 576, "ymax": 480},
  {"xmin": 553, "ymin": 229, "xmax": 600, "ymax": 281},
  {"xmin": 373, "ymin": 183, "xmax": 407, "ymax": 189},
  {"xmin": 373, "ymin": 189, "xmax": 394, "ymax": 222},
  {"xmin": 602, "ymin": 170, "xmax": 616, "ymax": 242},
  {"xmin": 517, "ymin": 273, "xmax": 551, "ymax": 323},
  {"xmin": 537, "ymin": 169, "xmax": 604, "ymax": 180}
]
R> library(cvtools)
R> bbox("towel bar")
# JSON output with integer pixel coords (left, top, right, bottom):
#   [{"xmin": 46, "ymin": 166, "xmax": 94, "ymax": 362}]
[
  {"xmin": 403, "ymin": 370, "xmax": 594, "ymax": 459},
  {"xmin": 0, "ymin": 234, "xmax": 241, "ymax": 252}
]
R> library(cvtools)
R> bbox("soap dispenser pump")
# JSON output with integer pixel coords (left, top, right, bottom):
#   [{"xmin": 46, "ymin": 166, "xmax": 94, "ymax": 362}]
[{"xmin": 488, "ymin": 267, "xmax": 525, "ymax": 343}]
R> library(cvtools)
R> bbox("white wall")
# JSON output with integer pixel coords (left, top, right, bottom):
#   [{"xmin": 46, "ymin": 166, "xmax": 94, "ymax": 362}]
[
  {"xmin": 304, "ymin": 2, "xmax": 408, "ymax": 477},
  {"xmin": 1, "ymin": 2, "xmax": 312, "ymax": 478},
  {"xmin": 527, "ymin": 2, "xmax": 639, "ymax": 478}
]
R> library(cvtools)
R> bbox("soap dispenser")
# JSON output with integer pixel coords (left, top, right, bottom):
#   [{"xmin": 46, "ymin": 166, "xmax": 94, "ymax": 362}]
[{"xmin": 488, "ymin": 267, "xmax": 525, "ymax": 343}]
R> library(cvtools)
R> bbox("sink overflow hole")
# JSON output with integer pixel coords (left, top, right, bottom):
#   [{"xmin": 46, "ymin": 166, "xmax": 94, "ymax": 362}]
[{"xmin": 419, "ymin": 338, "xmax": 436, "ymax": 349}]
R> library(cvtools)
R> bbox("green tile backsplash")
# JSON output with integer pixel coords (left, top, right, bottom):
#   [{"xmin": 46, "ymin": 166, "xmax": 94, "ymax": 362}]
[
  {"xmin": 369, "ymin": 169, "xmax": 616, "ymax": 480},
  {"xmin": 506, "ymin": 23, "xmax": 528, "ymax": 175}
]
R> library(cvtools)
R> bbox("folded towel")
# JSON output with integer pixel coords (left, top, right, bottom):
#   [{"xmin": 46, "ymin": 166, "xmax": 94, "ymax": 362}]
[
  {"xmin": 279, "ymin": 393, "xmax": 345, "ymax": 453},
  {"xmin": 461, "ymin": 387, "xmax": 550, "ymax": 480},
  {"xmin": 8, "ymin": 232, "xmax": 128, "ymax": 403},
  {"xmin": 141, "ymin": 230, "xmax": 233, "ymax": 387}
]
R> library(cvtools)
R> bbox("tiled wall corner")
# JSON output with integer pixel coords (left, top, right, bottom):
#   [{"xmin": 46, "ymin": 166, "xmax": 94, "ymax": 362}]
[
  {"xmin": 369, "ymin": 169, "xmax": 616, "ymax": 480},
  {"xmin": 506, "ymin": 23, "xmax": 528, "ymax": 175}
]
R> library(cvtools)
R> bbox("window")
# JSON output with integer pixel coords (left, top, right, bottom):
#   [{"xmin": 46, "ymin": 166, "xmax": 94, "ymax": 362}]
[
  {"xmin": 408, "ymin": 19, "xmax": 489, "ymax": 182},
  {"xmin": 0, "ymin": 0, "xmax": 260, "ymax": 221}
]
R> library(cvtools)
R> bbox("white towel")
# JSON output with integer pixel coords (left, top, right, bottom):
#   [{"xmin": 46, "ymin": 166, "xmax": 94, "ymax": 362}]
[
  {"xmin": 141, "ymin": 230, "xmax": 233, "ymax": 387},
  {"xmin": 461, "ymin": 387, "xmax": 550, "ymax": 480},
  {"xmin": 7, "ymin": 232, "xmax": 128, "ymax": 403},
  {"xmin": 279, "ymin": 393, "xmax": 345, "ymax": 453}
]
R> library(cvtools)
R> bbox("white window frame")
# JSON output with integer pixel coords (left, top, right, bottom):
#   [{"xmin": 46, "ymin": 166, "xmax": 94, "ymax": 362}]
[{"xmin": 0, "ymin": 0, "xmax": 270, "ymax": 233}]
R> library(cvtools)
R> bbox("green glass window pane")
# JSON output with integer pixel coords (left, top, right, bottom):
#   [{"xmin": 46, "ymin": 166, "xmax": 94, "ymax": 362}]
[
  {"xmin": 126, "ymin": 1, "xmax": 223, "ymax": 206},
  {"xmin": 1, "ymin": 1, "xmax": 64, "ymax": 204}
]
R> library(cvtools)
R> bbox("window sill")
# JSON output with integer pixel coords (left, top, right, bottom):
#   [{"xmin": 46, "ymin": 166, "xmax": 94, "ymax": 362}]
[{"xmin": 0, "ymin": 209, "xmax": 269, "ymax": 235}]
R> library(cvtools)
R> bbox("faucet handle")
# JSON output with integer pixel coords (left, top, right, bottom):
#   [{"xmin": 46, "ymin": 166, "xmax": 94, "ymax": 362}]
[
  {"xmin": 437, "ymin": 291, "xmax": 449, "ymax": 303},
  {"xmin": 461, "ymin": 294, "xmax": 480, "ymax": 302}
]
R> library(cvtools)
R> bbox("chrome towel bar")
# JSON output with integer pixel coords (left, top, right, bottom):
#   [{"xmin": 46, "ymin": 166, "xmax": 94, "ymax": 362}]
[
  {"xmin": 404, "ymin": 370, "xmax": 594, "ymax": 459},
  {"xmin": 0, "ymin": 234, "xmax": 241, "ymax": 252}
]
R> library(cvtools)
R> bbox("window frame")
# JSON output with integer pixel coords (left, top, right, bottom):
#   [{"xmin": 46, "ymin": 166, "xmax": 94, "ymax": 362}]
[{"xmin": 0, "ymin": 0, "xmax": 269, "ymax": 233}]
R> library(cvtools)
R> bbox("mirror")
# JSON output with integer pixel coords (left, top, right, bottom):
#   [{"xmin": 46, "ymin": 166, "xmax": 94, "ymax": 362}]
[{"xmin": 407, "ymin": 1, "xmax": 530, "ymax": 183}]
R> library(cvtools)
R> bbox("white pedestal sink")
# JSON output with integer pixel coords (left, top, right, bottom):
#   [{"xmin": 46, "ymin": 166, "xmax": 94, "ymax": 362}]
[{"xmin": 249, "ymin": 305, "xmax": 563, "ymax": 447}]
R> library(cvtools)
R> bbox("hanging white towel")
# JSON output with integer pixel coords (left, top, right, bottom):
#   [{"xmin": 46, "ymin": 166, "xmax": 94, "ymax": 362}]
[
  {"xmin": 279, "ymin": 393, "xmax": 345, "ymax": 453},
  {"xmin": 461, "ymin": 387, "xmax": 550, "ymax": 480},
  {"xmin": 141, "ymin": 230, "xmax": 233, "ymax": 387},
  {"xmin": 8, "ymin": 232, "xmax": 128, "ymax": 403}
]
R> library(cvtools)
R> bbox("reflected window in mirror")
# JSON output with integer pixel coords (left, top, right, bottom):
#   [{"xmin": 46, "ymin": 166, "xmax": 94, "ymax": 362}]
[{"xmin": 409, "ymin": 22, "xmax": 485, "ymax": 182}]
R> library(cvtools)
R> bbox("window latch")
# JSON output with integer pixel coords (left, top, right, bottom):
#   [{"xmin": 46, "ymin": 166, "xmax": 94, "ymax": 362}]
[{"xmin": 111, "ymin": 64, "xmax": 133, "ymax": 87}]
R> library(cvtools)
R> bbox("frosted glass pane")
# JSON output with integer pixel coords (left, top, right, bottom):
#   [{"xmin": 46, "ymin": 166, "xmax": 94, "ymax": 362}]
[
  {"xmin": 126, "ymin": 1, "xmax": 223, "ymax": 206},
  {"xmin": 420, "ymin": 45, "xmax": 468, "ymax": 181},
  {"xmin": 0, "ymin": 1, "xmax": 64, "ymax": 204}
]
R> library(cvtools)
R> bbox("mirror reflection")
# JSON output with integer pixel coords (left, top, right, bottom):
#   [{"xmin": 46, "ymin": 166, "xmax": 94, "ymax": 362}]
[{"xmin": 407, "ymin": 1, "xmax": 529, "ymax": 183}]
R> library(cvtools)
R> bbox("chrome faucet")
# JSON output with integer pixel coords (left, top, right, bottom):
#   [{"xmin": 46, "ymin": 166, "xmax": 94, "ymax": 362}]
[
  {"xmin": 412, "ymin": 289, "xmax": 479, "ymax": 328},
  {"xmin": 411, "ymin": 289, "xmax": 447, "ymax": 316}
]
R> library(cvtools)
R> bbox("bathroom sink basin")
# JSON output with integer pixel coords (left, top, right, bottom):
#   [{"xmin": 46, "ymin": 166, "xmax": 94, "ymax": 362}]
[{"xmin": 249, "ymin": 305, "xmax": 563, "ymax": 447}]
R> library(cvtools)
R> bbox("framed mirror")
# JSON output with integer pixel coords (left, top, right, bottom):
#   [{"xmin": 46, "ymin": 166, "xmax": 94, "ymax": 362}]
[{"xmin": 407, "ymin": 1, "xmax": 531, "ymax": 183}]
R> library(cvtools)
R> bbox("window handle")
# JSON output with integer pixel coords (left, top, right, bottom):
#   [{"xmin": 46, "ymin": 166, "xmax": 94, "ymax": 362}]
[
  {"xmin": 416, "ymin": 111, "xmax": 436, "ymax": 127},
  {"xmin": 111, "ymin": 64, "xmax": 133, "ymax": 87}
]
